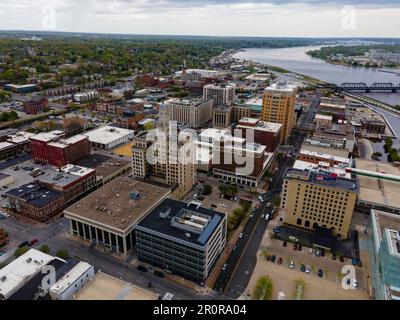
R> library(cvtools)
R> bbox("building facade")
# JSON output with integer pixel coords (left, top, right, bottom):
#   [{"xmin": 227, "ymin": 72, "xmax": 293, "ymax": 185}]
[
  {"xmin": 281, "ymin": 168, "xmax": 357, "ymax": 239},
  {"xmin": 136, "ymin": 199, "xmax": 227, "ymax": 285},
  {"xmin": 203, "ymin": 83, "xmax": 235, "ymax": 107},
  {"xmin": 23, "ymin": 96, "xmax": 48, "ymax": 114},
  {"xmin": 30, "ymin": 131, "xmax": 90, "ymax": 167},
  {"xmin": 261, "ymin": 83, "xmax": 297, "ymax": 143},
  {"xmin": 165, "ymin": 98, "xmax": 213, "ymax": 128},
  {"xmin": 236, "ymin": 117, "xmax": 282, "ymax": 153},
  {"xmin": 213, "ymin": 106, "xmax": 232, "ymax": 129}
]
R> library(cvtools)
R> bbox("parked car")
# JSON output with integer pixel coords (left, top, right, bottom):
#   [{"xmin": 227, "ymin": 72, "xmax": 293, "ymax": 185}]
[
  {"xmin": 308, "ymin": 248, "xmax": 313, "ymax": 254},
  {"xmin": 293, "ymin": 244, "xmax": 298, "ymax": 251},
  {"xmin": 340, "ymin": 255, "xmax": 345, "ymax": 263},
  {"xmin": 282, "ymin": 241, "xmax": 287, "ymax": 247},
  {"xmin": 300, "ymin": 264, "xmax": 306, "ymax": 272},
  {"xmin": 271, "ymin": 255, "xmax": 276, "ymax": 263},
  {"xmin": 289, "ymin": 261, "xmax": 295, "ymax": 269},
  {"xmin": 18, "ymin": 241, "xmax": 29, "ymax": 248},
  {"xmin": 332, "ymin": 254, "xmax": 337, "ymax": 260},
  {"xmin": 298, "ymin": 245, "xmax": 302, "ymax": 251},
  {"xmin": 239, "ymin": 232, "xmax": 243, "ymax": 238},
  {"xmin": 222, "ymin": 263, "xmax": 228, "ymax": 271},
  {"xmin": 154, "ymin": 270, "xmax": 165, "ymax": 278},
  {"xmin": 137, "ymin": 265, "xmax": 148, "ymax": 272},
  {"xmin": 305, "ymin": 266, "xmax": 311, "ymax": 274},
  {"xmin": 232, "ymin": 245, "xmax": 238, "ymax": 251},
  {"xmin": 277, "ymin": 257, "xmax": 283, "ymax": 265},
  {"xmin": 266, "ymin": 255, "xmax": 271, "ymax": 261},
  {"xmin": 352, "ymin": 279, "xmax": 358, "ymax": 288},
  {"xmin": 318, "ymin": 269, "xmax": 323, "ymax": 277},
  {"xmin": 28, "ymin": 239, "xmax": 38, "ymax": 246}
]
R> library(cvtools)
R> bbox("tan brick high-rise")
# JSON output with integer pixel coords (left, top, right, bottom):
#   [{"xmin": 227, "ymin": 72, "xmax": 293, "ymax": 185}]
[{"xmin": 261, "ymin": 83, "xmax": 297, "ymax": 143}]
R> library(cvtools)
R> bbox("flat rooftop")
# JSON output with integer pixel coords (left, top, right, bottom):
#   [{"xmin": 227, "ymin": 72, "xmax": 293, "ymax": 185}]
[
  {"xmin": 301, "ymin": 143, "xmax": 350, "ymax": 158},
  {"xmin": 356, "ymin": 159, "xmax": 400, "ymax": 209},
  {"xmin": 137, "ymin": 198, "xmax": 225, "ymax": 246},
  {"xmin": 7, "ymin": 131, "xmax": 35, "ymax": 144},
  {"xmin": 50, "ymin": 261, "xmax": 93, "ymax": 295},
  {"xmin": 371, "ymin": 210, "xmax": 400, "ymax": 255},
  {"xmin": 30, "ymin": 130, "xmax": 65, "ymax": 142},
  {"xmin": 293, "ymin": 160, "xmax": 352, "ymax": 180},
  {"xmin": 0, "ymin": 249, "xmax": 54, "ymax": 300},
  {"xmin": 0, "ymin": 141, "xmax": 15, "ymax": 150},
  {"xmin": 74, "ymin": 272, "xmax": 159, "ymax": 300},
  {"xmin": 64, "ymin": 177, "xmax": 171, "ymax": 232},
  {"xmin": 237, "ymin": 118, "xmax": 282, "ymax": 133},
  {"xmin": 286, "ymin": 168, "xmax": 357, "ymax": 191},
  {"xmin": 83, "ymin": 126, "xmax": 134, "ymax": 145},
  {"xmin": 77, "ymin": 153, "xmax": 130, "ymax": 178},
  {"xmin": 38, "ymin": 164, "xmax": 95, "ymax": 188},
  {"xmin": 299, "ymin": 149, "xmax": 352, "ymax": 166},
  {"xmin": 7, "ymin": 182, "xmax": 64, "ymax": 207},
  {"xmin": 265, "ymin": 82, "xmax": 297, "ymax": 93}
]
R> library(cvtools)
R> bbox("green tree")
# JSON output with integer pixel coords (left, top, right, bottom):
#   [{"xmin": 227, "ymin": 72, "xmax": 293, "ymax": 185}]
[
  {"xmin": 14, "ymin": 246, "xmax": 29, "ymax": 258},
  {"xmin": 202, "ymin": 184, "xmax": 212, "ymax": 196},
  {"xmin": 39, "ymin": 244, "xmax": 50, "ymax": 254},
  {"xmin": 252, "ymin": 276, "xmax": 273, "ymax": 300},
  {"xmin": 56, "ymin": 249, "xmax": 70, "ymax": 260}
]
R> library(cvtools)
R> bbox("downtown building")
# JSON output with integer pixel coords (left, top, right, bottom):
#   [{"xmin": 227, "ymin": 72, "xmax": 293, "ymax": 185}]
[
  {"xmin": 164, "ymin": 97, "xmax": 213, "ymax": 129},
  {"xmin": 280, "ymin": 168, "xmax": 357, "ymax": 239},
  {"xmin": 261, "ymin": 82, "xmax": 297, "ymax": 143},
  {"xmin": 235, "ymin": 117, "xmax": 282, "ymax": 153},
  {"xmin": 30, "ymin": 131, "xmax": 90, "ymax": 167},
  {"xmin": 64, "ymin": 178, "xmax": 171, "ymax": 255},
  {"xmin": 131, "ymin": 106, "xmax": 195, "ymax": 200},
  {"xmin": 203, "ymin": 83, "xmax": 235, "ymax": 107},
  {"xmin": 136, "ymin": 199, "xmax": 227, "ymax": 285},
  {"xmin": 6, "ymin": 165, "xmax": 96, "ymax": 222}
]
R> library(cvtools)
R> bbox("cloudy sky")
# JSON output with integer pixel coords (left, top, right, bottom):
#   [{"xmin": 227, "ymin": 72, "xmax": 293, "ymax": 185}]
[{"xmin": 0, "ymin": 0, "xmax": 399, "ymax": 37}]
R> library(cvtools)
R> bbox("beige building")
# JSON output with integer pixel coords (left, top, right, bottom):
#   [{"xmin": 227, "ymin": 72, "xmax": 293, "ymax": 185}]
[
  {"xmin": 281, "ymin": 168, "xmax": 357, "ymax": 239},
  {"xmin": 203, "ymin": 83, "xmax": 235, "ymax": 106},
  {"xmin": 261, "ymin": 82, "xmax": 297, "ymax": 142},
  {"xmin": 213, "ymin": 106, "xmax": 232, "ymax": 129},
  {"xmin": 165, "ymin": 98, "xmax": 213, "ymax": 128},
  {"xmin": 131, "ymin": 111, "xmax": 195, "ymax": 200},
  {"xmin": 232, "ymin": 105, "xmax": 251, "ymax": 123}
]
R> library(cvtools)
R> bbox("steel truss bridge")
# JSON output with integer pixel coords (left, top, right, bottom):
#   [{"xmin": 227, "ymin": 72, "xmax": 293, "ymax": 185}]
[{"xmin": 319, "ymin": 82, "xmax": 400, "ymax": 93}]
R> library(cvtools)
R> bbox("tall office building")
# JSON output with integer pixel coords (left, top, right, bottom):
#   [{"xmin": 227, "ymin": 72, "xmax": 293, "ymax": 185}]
[
  {"xmin": 261, "ymin": 82, "xmax": 297, "ymax": 143},
  {"xmin": 280, "ymin": 168, "xmax": 357, "ymax": 239},
  {"xmin": 131, "ymin": 107, "xmax": 195, "ymax": 200},
  {"xmin": 203, "ymin": 83, "xmax": 235, "ymax": 107},
  {"xmin": 165, "ymin": 98, "xmax": 213, "ymax": 129}
]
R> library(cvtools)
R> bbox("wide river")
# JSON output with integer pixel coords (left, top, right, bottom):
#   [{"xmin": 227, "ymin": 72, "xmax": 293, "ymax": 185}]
[{"xmin": 234, "ymin": 46, "xmax": 400, "ymax": 106}]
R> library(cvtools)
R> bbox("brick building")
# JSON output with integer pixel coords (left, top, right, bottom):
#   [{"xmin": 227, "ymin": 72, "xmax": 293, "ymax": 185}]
[
  {"xmin": 30, "ymin": 131, "xmax": 90, "ymax": 167},
  {"xmin": 0, "ymin": 228, "xmax": 8, "ymax": 247},
  {"xmin": 6, "ymin": 165, "xmax": 96, "ymax": 222},
  {"xmin": 23, "ymin": 96, "xmax": 48, "ymax": 114},
  {"xmin": 236, "ymin": 117, "xmax": 282, "ymax": 153}
]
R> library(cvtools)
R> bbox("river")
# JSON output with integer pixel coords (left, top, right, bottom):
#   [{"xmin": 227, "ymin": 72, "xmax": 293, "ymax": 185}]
[{"xmin": 234, "ymin": 46, "xmax": 400, "ymax": 106}]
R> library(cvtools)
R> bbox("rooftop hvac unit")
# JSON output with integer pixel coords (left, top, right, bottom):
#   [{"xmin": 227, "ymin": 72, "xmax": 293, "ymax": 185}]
[
  {"xmin": 185, "ymin": 233, "xmax": 191, "ymax": 238},
  {"xmin": 26, "ymin": 257, "xmax": 32, "ymax": 263},
  {"xmin": 1, "ymin": 276, "xmax": 6, "ymax": 282},
  {"xmin": 130, "ymin": 191, "xmax": 140, "ymax": 200}
]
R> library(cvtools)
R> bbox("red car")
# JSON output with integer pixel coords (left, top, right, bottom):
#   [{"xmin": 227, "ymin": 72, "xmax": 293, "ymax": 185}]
[
  {"xmin": 29, "ymin": 239, "xmax": 38, "ymax": 246},
  {"xmin": 277, "ymin": 257, "xmax": 283, "ymax": 265}
]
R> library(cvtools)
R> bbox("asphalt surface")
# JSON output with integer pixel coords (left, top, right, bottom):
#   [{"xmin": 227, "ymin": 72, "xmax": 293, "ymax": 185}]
[{"xmin": 213, "ymin": 94, "xmax": 320, "ymax": 298}]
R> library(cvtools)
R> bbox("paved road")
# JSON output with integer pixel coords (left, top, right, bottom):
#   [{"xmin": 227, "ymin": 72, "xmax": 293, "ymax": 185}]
[
  {"xmin": 12, "ymin": 93, "xmax": 67, "ymax": 111},
  {"xmin": 213, "ymin": 94, "xmax": 320, "ymax": 298}
]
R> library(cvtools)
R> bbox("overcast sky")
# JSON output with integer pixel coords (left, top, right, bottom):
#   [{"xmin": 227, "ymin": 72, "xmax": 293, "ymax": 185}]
[{"xmin": 0, "ymin": 0, "xmax": 399, "ymax": 37}]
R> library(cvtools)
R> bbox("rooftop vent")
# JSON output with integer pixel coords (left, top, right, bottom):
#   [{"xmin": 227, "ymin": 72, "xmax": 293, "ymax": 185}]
[
  {"xmin": 185, "ymin": 233, "xmax": 191, "ymax": 238},
  {"xmin": 159, "ymin": 206, "xmax": 171, "ymax": 219},
  {"xmin": 26, "ymin": 257, "xmax": 32, "ymax": 263},
  {"xmin": 1, "ymin": 276, "xmax": 6, "ymax": 282},
  {"xmin": 130, "ymin": 191, "xmax": 140, "ymax": 200}
]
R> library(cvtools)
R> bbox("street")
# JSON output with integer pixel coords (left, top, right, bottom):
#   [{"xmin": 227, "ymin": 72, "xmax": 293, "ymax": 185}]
[{"xmin": 213, "ymin": 94, "xmax": 320, "ymax": 297}]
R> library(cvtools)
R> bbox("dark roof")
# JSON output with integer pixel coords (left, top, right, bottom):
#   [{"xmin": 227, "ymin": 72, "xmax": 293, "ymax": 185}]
[
  {"xmin": 6, "ymin": 182, "xmax": 63, "ymax": 207},
  {"xmin": 313, "ymin": 226, "xmax": 334, "ymax": 250},
  {"xmin": 8, "ymin": 257, "xmax": 80, "ymax": 300},
  {"xmin": 76, "ymin": 153, "xmax": 111, "ymax": 169},
  {"xmin": 137, "ymin": 198, "xmax": 225, "ymax": 247}
]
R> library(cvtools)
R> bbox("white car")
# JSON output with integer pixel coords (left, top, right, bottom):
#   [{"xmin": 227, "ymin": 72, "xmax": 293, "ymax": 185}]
[
  {"xmin": 289, "ymin": 261, "xmax": 295, "ymax": 269},
  {"xmin": 305, "ymin": 266, "xmax": 311, "ymax": 274},
  {"xmin": 308, "ymin": 248, "xmax": 313, "ymax": 254},
  {"xmin": 239, "ymin": 233, "xmax": 243, "ymax": 238},
  {"xmin": 352, "ymin": 279, "xmax": 358, "ymax": 288}
]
